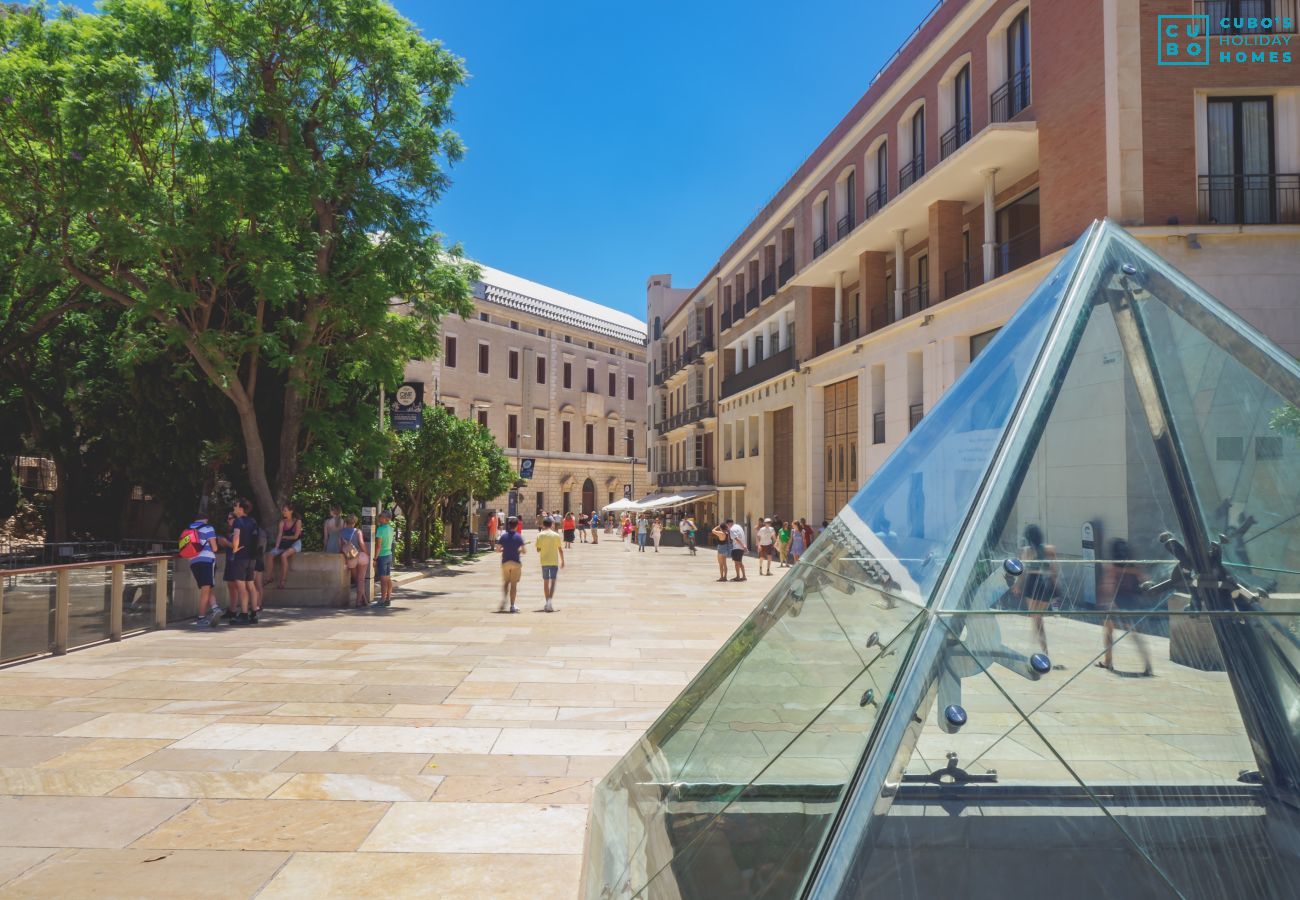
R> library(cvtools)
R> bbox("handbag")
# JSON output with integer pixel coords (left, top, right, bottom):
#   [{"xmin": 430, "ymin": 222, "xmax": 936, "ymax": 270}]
[{"xmin": 341, "ymin": 529, "xmax": 360, "ymax": 560}]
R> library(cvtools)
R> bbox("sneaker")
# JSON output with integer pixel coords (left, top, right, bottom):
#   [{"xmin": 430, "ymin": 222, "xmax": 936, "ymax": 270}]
[
  {"xmin": 193, "ymin": 616, "xmax": 213, "ymax": 628},
  {"xmin": 232, "ymin": 613, "xmax": 249, "ymax": 626},
  {"xmin": 209, "ymin": 606, "xmax": 225, "ymax": 621},
  {"xmin": 248, "ymin": 611, "xmax": 259, "ymax": 624}
]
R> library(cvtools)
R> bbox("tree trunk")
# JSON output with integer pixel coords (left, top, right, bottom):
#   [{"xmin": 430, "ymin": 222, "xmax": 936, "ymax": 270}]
[{"xmin": 233, "ymin": 395, "xmax": 277, "ymax": 526}]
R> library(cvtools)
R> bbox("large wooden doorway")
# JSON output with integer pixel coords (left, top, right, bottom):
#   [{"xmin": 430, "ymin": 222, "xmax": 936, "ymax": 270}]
[
  {"xmin": 581, "ymin": 478, "xmax": 596, "ymax": 515},
  {"xmin": 823, "ymin": 377, "xmax": 859, "ymax": 518},
  {"xmin": 772, "ymin": 407, "xmax": 794, "ymax": 522}
]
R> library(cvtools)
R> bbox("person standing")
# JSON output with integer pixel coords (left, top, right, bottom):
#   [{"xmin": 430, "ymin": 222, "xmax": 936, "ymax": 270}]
[
  {"xmin": 681, "ymin": 516, "xmax": 697, "ymax": 556},
  {"xmin": 711, "ymin": 521, "xmax": 732, "ymax": 582},
  {"xmin": 535, "ymin": 516, "xmax": 565, "ymax": 613},
  {"xmin": 578, "ymin": 512, "xmax": 588, "ymax": 543},
  {"xmin": 1019, "ymin": 524, "xmax": 1059, "ymax": 657},
  {"xmin": 1096, "ymin": 538, "xmax": 1153, "ymax": 676},
  {"xmin": 374, "ymin": 510, "xmax": 395, "ymax": 607},
  {"xmin": 184, "ymin": 513, "xmax": 223, "ymax": 627},
  {"xmin": 590, "ymin": 511, "xmax": 599, "ymax": 545},
  {"xmin": 487, "ymin": 512, "xmax": 499, "ymax": 546},
  {"xmin": 224, "ymin": 499, "xmax": 258, "ymax": 625},
  {"xmin": 636, "ymin": 514, "xmax": 648, "ymax": 552},
  {"xmin": 269, "ymin": 504, "xmax": 303, "ymax": 590},
  {"xmin": 756, "ymin": 518, "xmax": 776, "ymax": 575},
  {"xmin": 562, "ymin": 512, "xmax": 576, "ymax": 548},
  {"xmin": 776, "ymin": 519, "xmax": 791, "ymax": 568},
  {"xmin": 323, "ymin": 505, "xmax": 344, "ymax": 554},
  {"xmin": 496, "ymin": 515, "xmax": 526, "ymax": 613},
  {"xmin": 789, "ymin": 520, "xmax": 806, "ymax": 565},
  {"xmin": 726, "ymin": 518, "xmax": 748, "ymax": 581},
  {"xmin": 800, "ymin": 519, "xmax": 814, "ymax": 553},
  {"xmin": 338, "ymin": 514, "xmax": 370, "ymax": 608},
  {"xmin": 651, "ymin": 517, "xmax": 662, "ymax": 553}
]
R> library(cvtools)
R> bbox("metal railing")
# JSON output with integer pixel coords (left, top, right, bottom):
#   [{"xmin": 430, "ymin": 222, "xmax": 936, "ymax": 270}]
[
  {"xmin": 901, "ymin": 282, "xmax": 931, "ymax": 317},
  {"xmin": 720, "ymin": 345, "xmax": 797, "ymax": 399},
  {"xmin": 899, "ymin": 155, "xmax": 925, "ymax": 192},
  {"xmin": 994, "ymin": 226, "xmax": 1040, "ymax": 277},
  {"xmin": 813, "ymin": 317, "xmax": 861, "ymax": 358},
  {"xmin": 872, "ymin": 411, "xmax": 886, "ymax": 445},
  {"xmin": 939, "ymin": 115, "xmax": 971, "ymax": 160},
  {"xmin": 1, "ymin": 555, "xmax": 173, "ymax": 663},
  {"xmin": 745, "ymin": 288, "xmax": 759, "ymax": 312},
  {"xmin": 1198, "ymin": 0, "xmax": 1298, "ymax": 33},
  {"xmin": 865, "ymin": 186, "xmax": 887, "ymax": 218},
  {"xmin": 812, "ymin": 234, "xmax": 828, "ymax": 258},
  {"xmin": 1198, "ymin": 173, "xmax": 1300, "ymax": 225},
  {"xmin": 909, "ymin": 403, "xmax": 925, "ymax": 431},
  {"xmin": 837, "ymin": 212, "xmax": 855, "ymax": 240},
  {"xmin": 943, "ymin": 261, "xmax": 971, "ymax": 299},
  {"xmin": 720, "ymin": 308, "xmax": 732, "ymax": 332},
  {"xmin": 991, "ymin": 66, "xmax": 1031, "ymax": 122},
  {"xmin": 658, "ymin": 468, "xmax": 712, "ymax": 488},
  {"xmin": 2, "ymin": 540, "xmax": 173, "ymax": 571},
  {"xmin": 778, "ymin": 258, "xmax": 795, "ymax": 287},
  {"xmin": 732, "ymin": 301, "xmax": 744, "ymax": 323},
  {"xmin": 655, "ymin": 401, "xmax": 716, "ymax": 435},
  {"xmin": 761, "ymin": 273, "xmax": 775, "ymax": 299},
  {"xmin": 869, "ymin": 305, "xmax": 894, "ymax": 333}
]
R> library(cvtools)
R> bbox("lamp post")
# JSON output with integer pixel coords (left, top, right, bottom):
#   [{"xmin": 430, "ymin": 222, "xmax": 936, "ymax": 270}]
[
  {"xmin": 626, "ymin": 456, "xmax": 637, "ymax": 501},
  {"xmin": 514, "ymin": 434, "xmax": 531, "ymax": 523},
  {"xmin": 467, "ymin": 403, "xmax": 479, "ymax": 553}
]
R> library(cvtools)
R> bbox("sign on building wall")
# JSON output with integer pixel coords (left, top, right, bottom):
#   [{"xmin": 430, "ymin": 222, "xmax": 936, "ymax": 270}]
[
  {"xmin": 392, "ymin": 382, "xmax": 424, "ymax": 431},
  {"xmin": 519, "ymin": 458, "xmax": 535, "ymax": 480}
]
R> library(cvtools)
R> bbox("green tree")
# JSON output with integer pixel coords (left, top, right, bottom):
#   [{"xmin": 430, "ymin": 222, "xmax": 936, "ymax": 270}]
[
  {"xmin": 388, "ymin": 405, "xmax": 512, "ymax": 563},
  {"xmin": 0, "ymin": 0, "xmax": 476, "ymax": 523}
]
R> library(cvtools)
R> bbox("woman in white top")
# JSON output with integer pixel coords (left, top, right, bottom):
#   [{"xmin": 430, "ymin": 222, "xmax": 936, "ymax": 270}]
[{"xmin": 651, "ymin": 518, "xmax": 663, "ymax": 553}]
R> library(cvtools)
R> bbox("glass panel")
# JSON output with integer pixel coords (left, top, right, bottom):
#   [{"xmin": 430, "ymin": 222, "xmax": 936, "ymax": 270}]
[
  {"xmin": 123, "ymin": 562, "xmax": 159, "ymax": 633},
  {"xmin": 67, "ymin": 566, "xmax": 111, "ymax": 650},
  {"xmin": 1, "ymin": 571, "xmax": 55, "ymax": 662}
]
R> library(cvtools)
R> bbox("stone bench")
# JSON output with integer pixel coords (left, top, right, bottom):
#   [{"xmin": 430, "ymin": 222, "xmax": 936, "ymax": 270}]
[{"xmin": 173, "ymin": 552, "xmax": 352, "ymax": 611}]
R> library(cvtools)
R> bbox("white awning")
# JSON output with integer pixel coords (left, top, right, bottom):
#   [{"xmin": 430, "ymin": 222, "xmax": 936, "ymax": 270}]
[
  {"xmin": 628, "ymin": 490, "xmax": 717, "ymax": 511},
  {"xmin": 601, "ymin": 498, "xmax": 640, "ymax": 512}
]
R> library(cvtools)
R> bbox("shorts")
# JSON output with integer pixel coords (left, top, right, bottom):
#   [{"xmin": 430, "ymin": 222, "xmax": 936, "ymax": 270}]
[
  {"xmin": 270, "ymin": 540, "xmax": 302, "ymax": 556},
  {"xmin": 223, "ymin": 558, "xmax": 254, "ymax": 582},
  {"xmin": 375, "ymin": 555, "xmax": 393, "ymax": 577},
  {"xmin": 255, "ymin": 557, "xmax": 265, "ymax": 573},
  {"xmin": 717, "ymin": 543, "xmax": 732, "ymax": 555},
  {"xmin": 730, "ymin": 548, "xmax": 745, "ymax": 563},
  {"xmin": 759, "ymin": 544, "xmax": 773, "ymax": 558},
  {"xmin": 541, "ymin": 565, "xmax": 559, "ymax": 581},
  {"xmin": 501, "ymin": 561, "xmax": 522, "ymax": 584},
  {"xmin": 190, "ymin": 559, "xmax": 215, "ymax": 588}
]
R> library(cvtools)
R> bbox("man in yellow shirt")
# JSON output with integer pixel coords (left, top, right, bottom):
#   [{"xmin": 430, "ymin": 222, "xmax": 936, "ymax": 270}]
[{"xmin": 534, "ymin": 516, "xmax": 565, "ymax": 613}]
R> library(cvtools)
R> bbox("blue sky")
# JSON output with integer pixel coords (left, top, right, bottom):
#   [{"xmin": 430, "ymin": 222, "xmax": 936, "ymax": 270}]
[{"xmin": 404, "ymin": 0, "xmax": 925, "ymax": 318}]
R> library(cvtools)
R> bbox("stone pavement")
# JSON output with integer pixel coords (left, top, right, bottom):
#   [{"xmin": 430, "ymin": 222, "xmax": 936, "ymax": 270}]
[{"xmin": 0, "ymin": 533, "xmax": 766, "ymax": 898}]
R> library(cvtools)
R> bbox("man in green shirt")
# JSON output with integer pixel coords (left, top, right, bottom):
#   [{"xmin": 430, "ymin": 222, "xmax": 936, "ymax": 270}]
[
  {"xmin": 374, "ymin": 510, "xmax": 395, "ymax": 607},
  {"xmin": 534, "ymin": 516, "xmax": 565, "ymax": 613}
]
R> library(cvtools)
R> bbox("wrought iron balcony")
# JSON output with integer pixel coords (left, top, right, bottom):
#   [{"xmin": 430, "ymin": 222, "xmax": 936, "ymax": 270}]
[
  {"xmin": 901, "ymin": 282, "xmax": 930, "ymax": 318},
  {"xmin": 720, "ymin": 345, "xmax": 797, "ymax": 399},
  {"xmin": 812, "ymin": 233, "xmax": 828, "ymax": 258},
  {"xmin": 778, "ymin": 257, "xmax": 795, "ymax": 287},
  {"xmin": 745, "ymin": 288, "xmax": 759, "ymax": 312},
  {"xmin": 939, "ymin": 115, "xmax": 971, "ymax": 160},
  {"xmin": 837, "ymin": 212, "xmax": 855, "ymax": 240},
  {"xmin": 991, "ymin": 66, "xmax": 1031, "ymax": 123},
  {"xmin": 864, "ymin": 186, "xmax": 887, "ymax": 218},
  {"xmin": 657, "ymin": 467, "xmax": 712, "ymax": 488},
  {"xmin": 761, "ymin": 273, "xmax": 775, "ymax": 299},
  {"xmin": 813, "ymin": 316, "xmax": 861, "ymax": 358},
  {"xmin": 943, "ymin": 261, "xmax": 971, "ymax": 299},
  {"xmin": 732, "ymin": 300, "xmax": 744, "ymax": 323},
  {"xmin": 1198, "ymin": 173, "xmax": 1300, "ymax": 225},
  {"xmin": 994, "ymin": 226, "xmax": 1040, "ymax": 277},
  {"xmin": 720, "ymin": 308, "xmax": 732, "ymax": 331},
  {"xmin": 898, "ymin": 154, "xmax": 925, "ymax": 192},
  {"xmin": 908, "ymin": 403, "xmax": 924, "ymax": 431}
]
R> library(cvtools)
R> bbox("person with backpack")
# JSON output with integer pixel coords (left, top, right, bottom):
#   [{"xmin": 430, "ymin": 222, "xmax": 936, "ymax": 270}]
[
  {"xmin": 180, "ymin": 513, "xmax": 222, "ymax": 627},
  {"xmin": 338, "ymin": 513, "xmax": 370, "ymax": 607}
]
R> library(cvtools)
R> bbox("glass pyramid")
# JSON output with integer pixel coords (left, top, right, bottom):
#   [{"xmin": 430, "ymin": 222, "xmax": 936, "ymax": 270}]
[{"xmin": 582, "ymin": 220, "xmax": 1300, "ymax": 899}]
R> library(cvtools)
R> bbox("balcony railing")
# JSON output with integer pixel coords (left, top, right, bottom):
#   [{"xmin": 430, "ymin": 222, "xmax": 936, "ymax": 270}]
[
  {"xmin": 813, "ymin": 316, "xmax": 862, "ymax": 358},
  {"xmin": 720, "ymin": 345, "xmax": 797, "ymax": 399},
  {"xmin": 837, "ymin": 212, "xmax": 855, "ymax": 240},
  {"xmin": 1198, "ymin": 173, "xmax": 1300, "ymax": 225},
  {"xmin": 761, "ymin": 273, "xmax": 775, "ymax": 299},
  {"xmin": 869, "ymin": 304, "xmax": 894, "ymax": 333},
  {"xmin": 732, "ymin": 301, "xmax": 744, "ymax": 323},
  {"xmin": 901, "ymin": 282, "xmax": 930, "ymax": 318},
  {"xmin": 745, "ymin": 288, "xmax": 759, "ymax": 312},
  {"xmin": 909, "ymin": 403, "xmax": 924, "ymax": 431},
  {"xmin": 943, "ymin": 261, "xmax": 971, "ymax": 299},
  {"xmin": 872, "ymin": 411, "xmax": 886, "ymax": 445},
  {"xmin": 812, "ymin": 233, "xmax": 828, "ymax": 258},
  {"xmin": 654, "ymin": 401, "xmax": 715, "ymax": 435},
  {"xmin": 778, "ymin": 257, "xmax": 795, "ymax": 287},
  {"xmin": 865, "ymin": 186, "xmax": 887, "ymax": 218},
  {"xmin": 939, "ymin": 115, "xmax": 971, "ymax": 160},
  {"xmin": 658, "ymin": 467, "xmax": 712, "ymax": 488},
  {"xmin": 720, "ymin": 308, "xmax": 732, "ymax": 332},
  {"xmin": 994, "ymin": 226, "xmax": 1040, "ymax": 277},
  {"xmin": 1198, "ymin": 0, "xmax": 1298, "ymax": 33},
  {"xmin": 898, "ymin": 154, "xmax": 925, "ymax": 192},
  {"xmin": 991, "ymin": 66, "xmax": 1031, "ymax": 123}
]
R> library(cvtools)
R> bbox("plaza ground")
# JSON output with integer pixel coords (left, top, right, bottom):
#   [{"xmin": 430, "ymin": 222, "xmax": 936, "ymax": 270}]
[{"xmin": 0, "ymin": 533, "xmax": 764, "ymax": 898}]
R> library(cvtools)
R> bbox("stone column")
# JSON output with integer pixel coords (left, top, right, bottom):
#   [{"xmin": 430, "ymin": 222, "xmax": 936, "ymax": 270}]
[
  {"xmin": 982, "ymin": 167, "xmax": 999, "ymax": 281},
  {"xmin": 892, "ymin": 228, "xmax": 907, "ymax": 322},
  {"xmin": 833, "ymin": 270, "xmax": 844, "ymax": 348}
]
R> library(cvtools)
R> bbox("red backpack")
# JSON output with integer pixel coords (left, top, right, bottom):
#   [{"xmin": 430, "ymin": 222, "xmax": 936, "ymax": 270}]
[{"xmin": 178, "ymin": 525, "xmax": 203, "ymax": 559}]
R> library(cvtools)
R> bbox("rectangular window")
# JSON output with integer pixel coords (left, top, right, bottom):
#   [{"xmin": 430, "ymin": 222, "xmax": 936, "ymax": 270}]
[
  {"xmin": 969, "ymin": 328, "xmax": 999, "ymax": 360},
  {"xmin": 444, "ymin": 335, "xmax": 457, "ymax": 368},
  {"xmin": 508, "ymin": 349, "xmax": 519, "ymax": 380},
  {"xmin": 607, "ymin": 426, "xmax": 616, "ymax": 455},
  {"xmin": 586, "ymin": 367, "xmax": 596, "ymax": 392},
  {"xmin": 563, "ymin": 362, "xmax": 573, "ymax": 389},
  {"xmin": 477, "ymin": 409, "xmax": 488, "ymax": 428},
  {"xmin": 507, "ymin": 414, "xmax": 518, "ymax": 449},
  {"xmin": 626, "ymin": 429, "xmax": 635, "ymax": 456},
  {"xmin": 536, "ymin": 491, "xmax": 544, "ymax": 515},
  {"xmin": 627, "ymin": 376, "xmax": 636, "ymax": 400},
  {"xmin": 585, "ymin": 423, "xmax": 594, "ymax": 455},
  {"xmin": 478, "ymin": 343, "xmax": 489, "ymax": 375},
  {"xmin": 1206, "ymin": 96, "xmax": 1277, "ymax": 225},
  {"xmin": 536, "ymin": 356, "xmax": 547, "ymax": 384},
  {"xmin": 562, "ymin": 421, "xmax": 571, "ymax": 452},
  {"xmin": 510, "ymin": 320, "xmax": 518, "ymax": 330},
  {"xmin": 608, "ymin": 371, "xmax": 616, "ymax": 396},
  {"xmin": 1256, "ymin": 436, "xmax": 1283, "ymax": 460},
  {"xmin": 478, "ymin": 312, "xmax": 489, "ymax": 322},
  {"xmin": 535, "ymin": 417, "xmax": 546, "ymax": 451}
]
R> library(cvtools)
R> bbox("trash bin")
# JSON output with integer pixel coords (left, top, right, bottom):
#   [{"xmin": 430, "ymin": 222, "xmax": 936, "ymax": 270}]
[{"xmin": 468, "ymin": 534, "xmax": 478, "ymax": 555}]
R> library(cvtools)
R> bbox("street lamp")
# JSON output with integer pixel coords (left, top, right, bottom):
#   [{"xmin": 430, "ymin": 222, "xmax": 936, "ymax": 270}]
[{"xmin": 626, "ymin": 455, "xmax": 637, "ymax": 501}]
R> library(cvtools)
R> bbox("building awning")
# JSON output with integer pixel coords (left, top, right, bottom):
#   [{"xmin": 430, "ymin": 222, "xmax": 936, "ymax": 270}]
[{"xmin": 627, "ymin": 490, "xmax": 717, "ymax": 511}]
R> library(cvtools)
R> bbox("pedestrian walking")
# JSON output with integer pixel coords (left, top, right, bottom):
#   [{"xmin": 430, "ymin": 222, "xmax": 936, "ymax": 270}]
[
  {"xmin": 487, "ymin": 512, "xmax": 499, "ymax": 546},
  {"xmin": 637, "ymin": 514, "xmax": 648, "ymax": 552},
  {"xmin": 181, "ymin": 513, "xmax": 223, "ymax": 626},
  {"xmin": 1097, "ymin": 538, "xmax": 1153, "ymax": 676},
  {"xmin": 338, "ymin": 514, "xmax": 370, "ymax": 607},
  {"xmin": 727, "ymin": 518, "xmax": 748, "ymax": 581},
  {"xmin": 496, "ymin": 515, "xmax": 526, "ymax": 613},
  {"xmin": 757, "ymin": 518, "xmax": 776, "ymax": 575},
  {"xmin": 562, "ymin": 512, "xmax": 576, "ymax": 548},
  {"xmin": 578, "ymin": 513, "xmax": 589, "ymax": 543},
  {"xmin": 1018, "ymin": 524, "xmax": 1059, "ymax": 657},
  {"xmin": 800, "ymin": 519, "xmax": 814, "ymax": 553},
  {"xmin": 776, "ymin": 519, "xmax": 791, "ymax": 568},
  {"xmin": 269, "ymin": 503, "xmax": 303, "ymax": 590},
  {"xmin": 651, "ymin": 517, "xmax": 662, "ymax": 552},
  {"xmin": 374, "ymin": 510, "xmax": 395, "ymax": 606},
  {"xmin": 711, "ymin": 522, "xmax": 732, "ymax": 582},
  {"xmin": 590, "ymin": 511, "xmax": 599, "ymax": 544},
  {"xmin": 790, "ymin": 520, "xmax": 806, "ymax": 564},
  {"xmin": 535, "ymin": 516, "xmax": 564, "ymax": 613},
  {"xmin": 323, "ymin": 505, "xmax": 344, "ymax": 554},
  {"xmin": 681, "ymin": 516, "xmax": 697, "ymax": 555}
]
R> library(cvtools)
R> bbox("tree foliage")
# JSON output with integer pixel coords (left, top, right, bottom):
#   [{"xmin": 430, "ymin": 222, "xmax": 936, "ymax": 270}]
[
  {"xmin": 388, "ymin": 405, "xmax": 512, "ymax": 562},
  {"xmin": 0, "ymin": 0, "xmax": 478, "ymax": 523}
]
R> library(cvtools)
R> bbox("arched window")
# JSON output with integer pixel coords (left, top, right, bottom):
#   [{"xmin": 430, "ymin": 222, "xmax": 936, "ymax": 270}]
[{"xmin": 582, "ymin": 478, "xmax": 596, "ymax": 514}]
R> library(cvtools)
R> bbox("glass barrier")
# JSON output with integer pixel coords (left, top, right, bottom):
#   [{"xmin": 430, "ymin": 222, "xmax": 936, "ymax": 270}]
[{"xmin": 0, "ymin": 571, "xmax": 55, "ymax": 662}]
